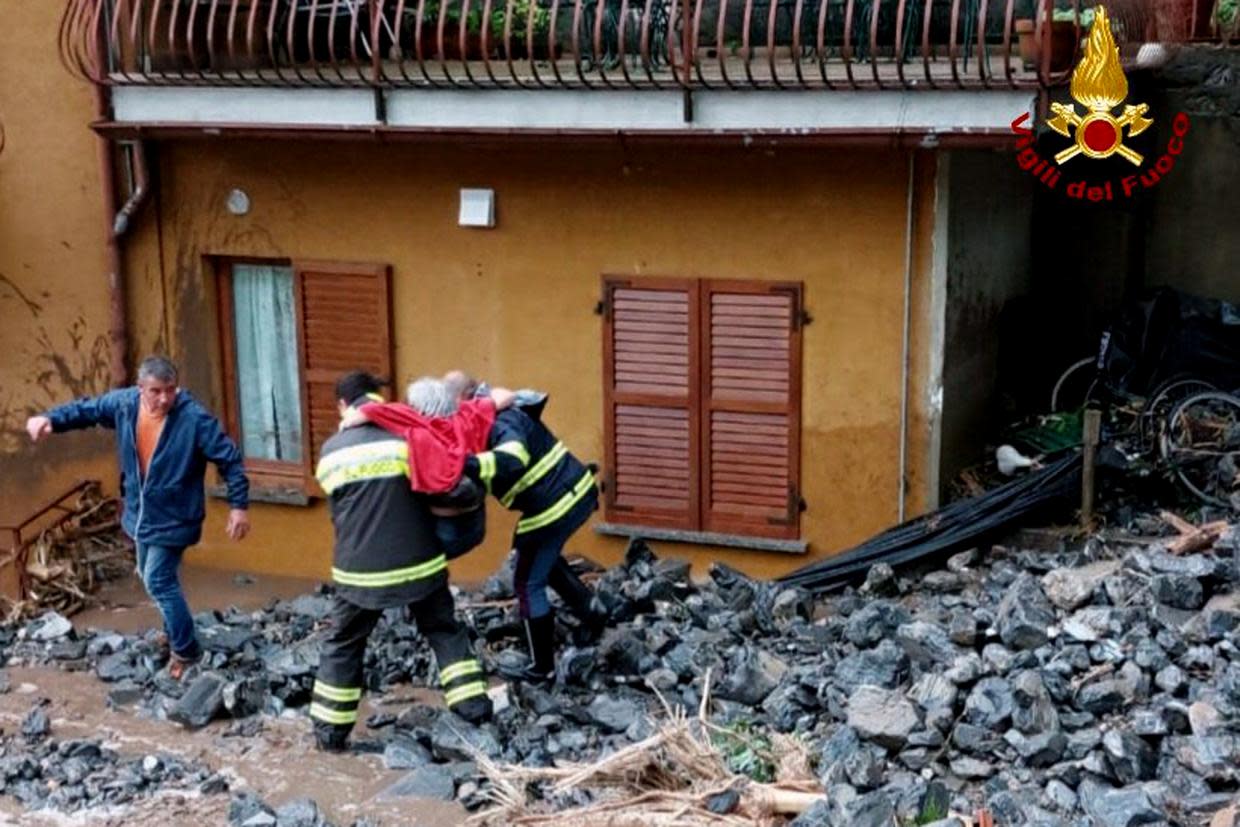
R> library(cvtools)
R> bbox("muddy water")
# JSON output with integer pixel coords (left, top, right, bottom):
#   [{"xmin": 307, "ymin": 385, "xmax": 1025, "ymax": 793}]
[{"xmin": 0, "ymin": 567, "xmax": 473, "ymax": 827}]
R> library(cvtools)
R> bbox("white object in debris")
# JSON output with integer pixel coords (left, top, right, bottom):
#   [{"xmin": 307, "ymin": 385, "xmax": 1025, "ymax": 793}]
[
  {"xmin": 1131, "ymin": 43, "xmax": 1176, "ymax": 71},
  {"xmin": 996, "ymin": 444, "xmax": 1036, "ymax": 476}
]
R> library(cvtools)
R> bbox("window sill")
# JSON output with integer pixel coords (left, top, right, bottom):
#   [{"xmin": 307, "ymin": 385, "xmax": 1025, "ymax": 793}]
[
  {"xmin": 207, "ymin": 483, "xmax": 314, "ymax": 507},
  {"xmin": 594, "ymin": 522, "xmax": 808, "ymax": 554}
]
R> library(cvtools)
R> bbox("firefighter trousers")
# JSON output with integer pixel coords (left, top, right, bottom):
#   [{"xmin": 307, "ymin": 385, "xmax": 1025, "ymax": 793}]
[{"xmin": 310, "ymin": 584, "xmax": 488, "ymax": 741}]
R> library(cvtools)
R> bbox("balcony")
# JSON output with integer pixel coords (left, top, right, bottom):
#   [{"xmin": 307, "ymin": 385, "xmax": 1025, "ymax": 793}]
[{"xmin": 61, "ymin": 0, "xmax": 1220, "ymax": 137}]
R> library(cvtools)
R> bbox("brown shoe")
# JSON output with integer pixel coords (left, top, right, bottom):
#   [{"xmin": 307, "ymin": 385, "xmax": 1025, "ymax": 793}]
[{"xmin": 167, "ymin": 654, "xmax": 195, "ymax": 681}]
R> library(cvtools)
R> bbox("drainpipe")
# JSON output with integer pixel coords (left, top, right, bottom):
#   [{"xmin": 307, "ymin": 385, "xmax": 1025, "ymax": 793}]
[
  {"xmin": 897, "ymin": 151, "xmax": 915, "ymax": 522},
  {"xmin": 95, "ymin": 86, "xmax": 150, "ymax": 388}
]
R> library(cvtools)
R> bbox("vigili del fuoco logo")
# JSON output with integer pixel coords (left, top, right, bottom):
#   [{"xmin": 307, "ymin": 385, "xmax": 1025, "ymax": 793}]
[{"xmin": 1011, "ymin": 5, "xmax": 1190, "ymax": 201}]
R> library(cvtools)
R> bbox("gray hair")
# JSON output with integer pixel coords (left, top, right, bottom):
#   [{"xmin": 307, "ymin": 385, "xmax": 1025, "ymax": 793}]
[
  {"xmin": 137, "ymin": 355, "xmax": 178, "ymax": 385},
  {"xmin": 442, "ymin": 370, "xmax": 479, "ymax": 401},
  {"xmin": 405, "ymin": 377, "xmax": 458, "ymax": 418}
]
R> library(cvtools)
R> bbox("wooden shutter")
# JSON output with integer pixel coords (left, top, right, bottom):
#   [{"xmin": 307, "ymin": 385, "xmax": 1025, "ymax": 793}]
[
  {"xmin": 601, "ymin": 278, "xmax": 700, "ymax": 529},
  {"xmin": 700, "ymin": 281, "xmax": 802, "ymax": 539},
  {"xmin": 295, "ymin": 260, "xmax": 394, "ymax": 487}
]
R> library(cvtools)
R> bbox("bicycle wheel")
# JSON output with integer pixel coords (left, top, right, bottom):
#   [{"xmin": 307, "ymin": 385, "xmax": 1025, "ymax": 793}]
[
  {"xmin": 1050, "ymin": 357, "xmax": 1099, "ymax": 413},
  {"xmin": 1140, "ymin": 376, "xmax": 1218, "ymax": 451},
  {"xmin": 1160, "ymin": 390, "xmax": 1240, "ymax": 508}
]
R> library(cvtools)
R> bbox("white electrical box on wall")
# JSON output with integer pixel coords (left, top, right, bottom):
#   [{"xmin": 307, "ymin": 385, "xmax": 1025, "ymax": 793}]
[{"xmin": 459, "ymin": 188, "xmax": 495, "ymax": 228}]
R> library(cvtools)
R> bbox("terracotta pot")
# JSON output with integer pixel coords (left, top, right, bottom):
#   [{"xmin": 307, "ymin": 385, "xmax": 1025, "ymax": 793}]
[{"xmin": 1013, "ymin": 18, "xmax": 1077, "ymax": 72}]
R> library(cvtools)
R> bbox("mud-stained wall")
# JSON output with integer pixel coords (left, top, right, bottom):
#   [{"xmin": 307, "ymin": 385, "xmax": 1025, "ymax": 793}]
[
  {"xmin": 0, "ymin": 3, "xmax": 118, "ymax": 526},
  {"xmin": 123, "ymin": 139, "xmax": 939, "ymax": 581}
]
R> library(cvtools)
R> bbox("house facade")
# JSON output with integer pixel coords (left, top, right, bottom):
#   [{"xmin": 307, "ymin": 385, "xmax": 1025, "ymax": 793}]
[{"xmin": 3, "ymin": 0, "xmax": 1229, "ymax": 584}]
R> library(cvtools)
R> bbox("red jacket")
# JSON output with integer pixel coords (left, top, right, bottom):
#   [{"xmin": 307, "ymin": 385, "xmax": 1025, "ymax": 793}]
[{"xmin": 360, "ymin": 399, "xmax": 496, "ymax": 493}]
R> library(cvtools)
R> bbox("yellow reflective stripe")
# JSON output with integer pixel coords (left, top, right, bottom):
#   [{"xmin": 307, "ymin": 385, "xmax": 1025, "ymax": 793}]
[
  {"xmin": 439, "ymin": 660, "xmax": 482, "ymax": 685},
  {"xmin": 494, "ymin": 441, "xmax": 531, "ymax": 466},
  {"xmin": 316, "ymin": 440, "xmax": 410, "ymax": 494},
  {"xmin": 516, "ymin": 470, "xmax": 595, "ymax": 534},
  {"xmin": 310, "ymin": 703, "xmax": 358, "ymax": 725},
  {"xmin": 500, "ymin": 442, "xmax": 567, "ymax": 509},
  {"xmin": 332, "ymin": 555, "xmax": 447, "ymax": 588},
  {"xmin": 477, "ymin": 452, "xmax": 497, "ymax": 494},
  {"xmin": 443, "ymin": 681, "xmax": 488, "ymax": 707},
  {"xmin": 313, "ymin": 681, "xmax": 362, "ymax": 703}
]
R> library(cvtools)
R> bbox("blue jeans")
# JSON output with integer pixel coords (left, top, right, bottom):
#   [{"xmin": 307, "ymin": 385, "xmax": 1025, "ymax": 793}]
[{"xmin": 135, "ymin": 543, "xmax": 201, "ymax": 660}]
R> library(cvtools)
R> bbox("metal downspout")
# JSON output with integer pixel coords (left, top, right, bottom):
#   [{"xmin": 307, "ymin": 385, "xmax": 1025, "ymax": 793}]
[
  {"xmin": 898, "ymin": 151, "xmax": 915, "ymax": 522},
  {"xmin": 96, "ymin": 85, "xmax": 150, "ymax": 388}
]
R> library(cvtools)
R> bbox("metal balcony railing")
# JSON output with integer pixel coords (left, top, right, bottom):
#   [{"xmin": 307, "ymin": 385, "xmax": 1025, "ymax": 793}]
[{"xmin": 60, "ymin": 0, "xmax": 1219, "ymax": 91}]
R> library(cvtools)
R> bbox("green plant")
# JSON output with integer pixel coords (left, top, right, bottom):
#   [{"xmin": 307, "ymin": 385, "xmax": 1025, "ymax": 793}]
[
  {"xmin": 1051, "ymin": 5, "xmax": 1095, "ymax": 27},
  {"xmin": 1216, "ymin": 0, "xmax": 1238, "ymax": 27},
  {"xmin": 709, "ymin": 720, "xmax": 776, "ymax": 783}
]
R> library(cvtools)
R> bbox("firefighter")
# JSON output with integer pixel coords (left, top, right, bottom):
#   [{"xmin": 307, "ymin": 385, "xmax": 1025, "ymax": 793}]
[
  {"xmin": 310, "ymin": 371, "xmax": 493, "ymax": 752},
  {"xmin": 425, "ymin": 373, "xmax": 607, "ymax": 684}
]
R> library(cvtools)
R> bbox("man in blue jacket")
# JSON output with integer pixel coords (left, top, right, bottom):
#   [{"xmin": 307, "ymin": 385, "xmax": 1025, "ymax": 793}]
[{"xmin": 25, "ymin": 356, "xmax": 250, "ymax": 679}]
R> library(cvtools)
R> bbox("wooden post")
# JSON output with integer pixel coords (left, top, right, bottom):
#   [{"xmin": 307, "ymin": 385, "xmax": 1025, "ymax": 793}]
[{"xmin": 1081, "ymin": 409, "xmax": 1102, "ymax": 528}]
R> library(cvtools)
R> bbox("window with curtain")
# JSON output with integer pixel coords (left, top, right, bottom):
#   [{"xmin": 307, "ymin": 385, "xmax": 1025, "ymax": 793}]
[{"xmin": 230, "ymin": 263, "xmax": 303, "ymax": 463}]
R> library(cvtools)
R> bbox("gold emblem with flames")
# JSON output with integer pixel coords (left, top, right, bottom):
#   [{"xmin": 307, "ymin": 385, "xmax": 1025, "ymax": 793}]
[{"xmin": 1047, "ymin": 5, "xmax": 1153, "ymax": 166}]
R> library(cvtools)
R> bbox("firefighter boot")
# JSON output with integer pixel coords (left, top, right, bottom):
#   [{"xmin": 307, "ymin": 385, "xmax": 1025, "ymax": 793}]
[{"xmin": 498, "ymin": 613, "xmax": 557, "ymax": 684}]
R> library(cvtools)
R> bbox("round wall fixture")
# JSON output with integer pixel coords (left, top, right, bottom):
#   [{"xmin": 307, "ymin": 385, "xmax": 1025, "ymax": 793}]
[{"xmin": 226, "ymin": 189, "xmax": 251, "ymax": 216}]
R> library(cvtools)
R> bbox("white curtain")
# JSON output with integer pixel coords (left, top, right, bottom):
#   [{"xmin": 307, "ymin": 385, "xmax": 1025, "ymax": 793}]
[{"xmin": 232, "ymin": 264, "xmax": 303, "ymax": 462}]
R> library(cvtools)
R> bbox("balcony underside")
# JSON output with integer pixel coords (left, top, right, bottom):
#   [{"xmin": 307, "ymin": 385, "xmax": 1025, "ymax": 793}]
[{"xmin": 107, "ymin": 82, "xmax": 1034, "ymax": 139}]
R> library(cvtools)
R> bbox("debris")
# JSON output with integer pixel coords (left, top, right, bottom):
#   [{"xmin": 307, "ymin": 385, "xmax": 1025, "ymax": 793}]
[{"xmin": 1161, "ymin": 511, "xmax": 1231, "ymax": 556}]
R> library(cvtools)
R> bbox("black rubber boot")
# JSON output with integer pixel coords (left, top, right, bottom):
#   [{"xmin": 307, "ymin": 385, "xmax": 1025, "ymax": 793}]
[
  {"xmin": 452, "ymin": 695, "xmax": 494, "ymax": 725},
  {"xmin": 498, "ymin": 613, "xmax": 557, "ymax": 684},
  {"xmin": 548, "ymin": 559, "xmax": 609, "ymax": 645},
  {"xmin": 314, "ymin": 723, "xmax": 350, "ymax": 754}
]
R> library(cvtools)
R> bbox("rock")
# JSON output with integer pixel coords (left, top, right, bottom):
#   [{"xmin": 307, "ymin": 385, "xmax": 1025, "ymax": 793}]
[
  {"xmin": 844, "ymin": 602, "xmax": 911, "ymax": 648},
  {"xmin": 1078, "ymin": 779, "xmax": 1166, "ymax": 827},
  {"xmin": 1172, "ymin": 735, "xmax": 1240, "ymax": 783},
  {"xmin": 1077, "ymin": 679, "xmax": 1134, "ymax": 715},
  {"xmin": 1004, "ymin": 730, "xmax": 1067, "ymax": 767},
  {"xmin": 242, "ymin": 814, "xmax": 277, "ymax": 827},
  {"xmin": 274, "ymin": 797, "xmax": 319, "ymax": 827},
  {"xmin": 430, "ymin": 716, "xmax": 501, "ymax": 762},
  {"xmin": 1042, "ymin": 561, "xmax": 1119, "ymax": 611},
  {"xmin": 787, "ymin": 799, "xmax": 832, "ymax": 827},
  {"xmin": 169, "ymin": 674, "xmax": 226, "ymax": 729},
  {"xmin": 383, "ymin": 736, "xmax": 433, "ymax": 770},
  {"xmin": 1103, "ymin": 730, "xmax": 1158, "ymax": 783},
  {"xmin": 21, "ymin": 705, "xmax": 50, "ymax": 741},
  {"xmin": 861, "ymin": 564, "xmax": 899, "ymax": 597},
  {"xmin": 1011, "ymin": 670, "xmax": 1059, "ymax": 734},
  {"xmin": 30, "ymin": 612, "xmax": 73, "ymax": 642},
  {"xmin": 223, "ymin": 679, "xmax": 266, "ymax": 719},
  {"xmin": 378, "ymin": 765, "xmax": 456, "ymax": 800},
  {"xmin": 229, "ymin": 792, "xmax": 276, "ymax": 826},
  {"xmin": 948, "ymin": 612, "xmax": 978, "ymax": 647},
  {"xmin": 587, "ymin": 695, "xmax": 642, "ymax": 734},
  {"xmin": 771, "ymin": 588, "xmax": 811, "ymax": 626},
  {"xmin": 705, "ymin": 788, "xmax": 741, "ymax": 815},
  {"xmin": 944, "ymin": 653, "xmax": 984, "ymax": 686},
  {"xmin": 949, "ymin": 756, "xmax": 995, "ymax": 779},
  {"xmin": 1063, "ymin": 607, "xmax": 1119, "ymax": 642},
  {"xmin": 1190, "ymin": 701, "xmax": 1226, "ymax": 736},
  {"xmin": 1155, "ymin": 664, "xmax": 1187, "ymax": 696},
  {"xmin": 896, "ymin": 621, "xmax": 959, "ymax": 667},
  {"xmin": 1152, "ymin": 574, "xmax": 1205, "ymax": 610},
  {"xmin": 847, "ymin": 686, "xmax": 920, "ymax": 749},
  {"xmin": 818, "ymin": 727, "xmax": 863, "ymax": 787},
  {"xmin": 997, "ymin": 574, "xmax": 1055, "ymax": 650},
  {"xmin": 201, "ymin": 627, "xmax": 260, "ymax": 655},
  {"xmin": 947, "ymin": 549, "xmax": 979, "ymax": 572},
  {"xmin": 835, "ymin": 641, "xmax": 910, "ymax": 692},
  {"xmin": 952, "ymin": 723, "xmax": 1001, "ymax": 754},
  {"xmin": 909, "ymin": 673, "xmax": 957, "ymax": 713},
  {"xmin": 95, "ymin": 653, "xmax": 136, "ymax": 683},
  {"xmin": 840, "ymin": 789, "xmax": 897, "ymax": 827},
  {"xmin": 1043, "ymin": 778, "xmax": 1077, "ymax": 812},
  {"xmin": 964, "ymin": 678, "xmax": 1014, "ymax": 728},
  {"xmin": 715, "ymin": 648, "xmax": 786, "ymax": 707}
]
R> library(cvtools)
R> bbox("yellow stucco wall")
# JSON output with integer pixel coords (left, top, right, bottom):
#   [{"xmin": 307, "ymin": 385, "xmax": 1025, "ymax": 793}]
[
  {"xmin": 0, "ymin": 2, "xmax": 118, "ymax": 528},
  {"xmin": 121, "ymin": 138, "xmax": 941, "ymax": 582}
]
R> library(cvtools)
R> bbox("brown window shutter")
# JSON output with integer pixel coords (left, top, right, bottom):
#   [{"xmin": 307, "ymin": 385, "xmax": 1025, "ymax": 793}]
[
  {"xmin": 601, "ymin": 277, "xmax": 701, "ymax": 530},
  {"xmin": 294, "ymin": 260, "xmax": 394, "ymax": 489},
  {"xmin": 700, "ymin": 281, "xmax": 802, "ymax": 539}
]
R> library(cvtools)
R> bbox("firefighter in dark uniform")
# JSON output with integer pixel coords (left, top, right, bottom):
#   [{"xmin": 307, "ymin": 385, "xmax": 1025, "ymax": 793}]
[
  {"xmin": 310, "ymin": 371, "xmax": 492, "ymax": 752},
  {"xmin": 439, "ymin": 373, "xmax": 607, "ymax": 684}
]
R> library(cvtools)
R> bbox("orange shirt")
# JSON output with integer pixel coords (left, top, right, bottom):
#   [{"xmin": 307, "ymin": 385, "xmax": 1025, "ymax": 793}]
[{"xmin": 136, "ymin": 406, "xmax": 166, "ymax": 477}]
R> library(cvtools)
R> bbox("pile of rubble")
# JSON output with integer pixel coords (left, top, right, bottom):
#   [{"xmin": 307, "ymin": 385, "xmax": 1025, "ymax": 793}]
[{"xmin": 2, "ymin": 530, "xmax": 1240, "ymax": 825}]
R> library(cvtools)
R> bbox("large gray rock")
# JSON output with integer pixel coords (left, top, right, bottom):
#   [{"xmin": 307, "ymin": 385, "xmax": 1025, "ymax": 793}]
[
  {"xmin": 377, "ymin": 765, "xmax": 456, "ymax": 800},
  {"xmin": 1077, "ymin": 679, "xmax": 1135, "ymax": 715},
  {"xmin": 1151, "ymin": 574, "xmax": 1205, "ymax": 610},
  {"xmin": 1042, "ymin": 561, "xmax": 1120, "ymax": 611},
  {"xmin": 1103, "ymin": 730, "xmax": 1158, "ymax": 784},
  {"xmin": 964, "ymin": 678, "xmax": 1014, "ymax": 729},
  {"xmin": 847, "ymin": 686, "xmax": 920, "ymax": 750},
  {"xmin": 169, "ymin": 674, "xmax": 226, "ymax": 729},
  {"xmin": 835, "ymin": 640, "xmax": 910, "ymax": 692},
  {"xmin": 896, "ymin": 621, "xmax": 960, "ymax": 667},
  {"xmin": 429, "ymin": 716, "xmax": 501, "ymax": 762},
  {"xmin": 845, "ymin": 602, "xmax": 911, "ymax": 648},
  {"xmin": 715, "ymin": 648, "xmax": 786, "ymax": 707},
  {"xmin": 587, "ymin": 694, "xmax": 643, "ymax": 733},
  {"xmin": 1078, "ymin": 779, "xmax": 1166, "ymax": 827},
  {"xmin": 1011, "ymin": 670, "xmax": 1059, "ymax": 734},
  {"xmin": 997, "ymin": 574, "xmax": 1055, "ymax": 650},
  {"xmin": 839, "ymin": 789, "xmax": 897, "ymax": 827}
]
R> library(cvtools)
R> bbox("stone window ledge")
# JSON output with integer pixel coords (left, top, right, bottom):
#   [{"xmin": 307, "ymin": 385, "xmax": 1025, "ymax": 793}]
[{"xmin": 594, "ymin": 522, "xmax": 808, "ymax": 554}]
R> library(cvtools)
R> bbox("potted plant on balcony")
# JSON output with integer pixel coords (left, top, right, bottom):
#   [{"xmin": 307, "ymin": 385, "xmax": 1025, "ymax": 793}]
[
  {"xmin": 1015, "ymin": 4, "xmax": 1093, "ymax": 71},
  {"xmin": 413, "ymin": 0, "xmax": 551, "ymax": 60}
]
